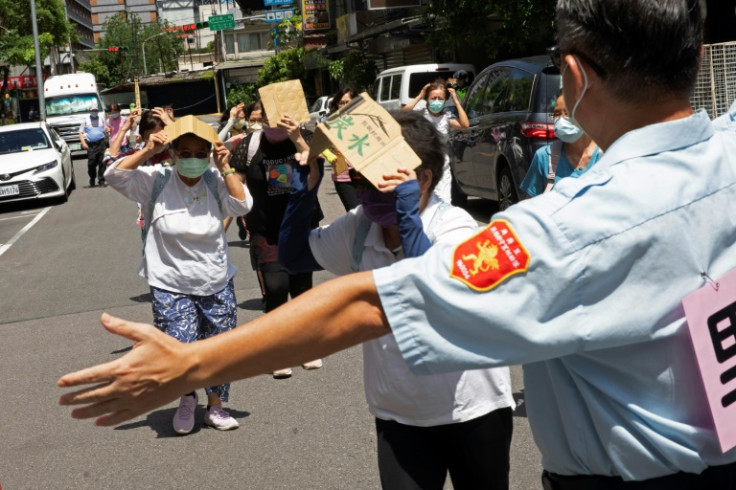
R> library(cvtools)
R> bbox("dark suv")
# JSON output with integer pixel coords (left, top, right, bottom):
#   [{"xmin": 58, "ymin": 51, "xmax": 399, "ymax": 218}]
[{"xmin": 450, "ymin": 56, "xmax": 561, "ymax": 211}]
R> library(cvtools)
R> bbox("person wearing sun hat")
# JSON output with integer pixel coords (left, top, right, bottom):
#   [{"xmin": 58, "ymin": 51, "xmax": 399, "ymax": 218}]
[{"xmin": 102, "ymin": 114, "xmax": 253, "ymax": 434}]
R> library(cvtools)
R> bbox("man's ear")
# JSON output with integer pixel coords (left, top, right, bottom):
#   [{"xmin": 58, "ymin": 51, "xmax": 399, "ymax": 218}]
[
  {"xmin": 418, "ymin": 168, "xmax": 433, "ymax": 194},
  {"xmin": 563, "ymin": 54, "xmax": 591, "ymax": 100}
]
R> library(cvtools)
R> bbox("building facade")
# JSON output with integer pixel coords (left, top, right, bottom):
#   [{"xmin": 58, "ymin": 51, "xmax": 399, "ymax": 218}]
[{"xmin": 91, "ymin": 0, "xmax": 159, "ymax": 43}]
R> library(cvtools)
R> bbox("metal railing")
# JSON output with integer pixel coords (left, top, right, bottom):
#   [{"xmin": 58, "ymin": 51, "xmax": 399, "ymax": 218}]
[{"xmin": 691, "ymin": 41, "xmax": 736, "ymax": 119}]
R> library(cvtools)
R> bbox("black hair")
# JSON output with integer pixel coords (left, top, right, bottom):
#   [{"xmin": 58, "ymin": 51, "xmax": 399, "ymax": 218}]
[
  {"xmin": 139, "ymin": 110, "xmax": 164, "ymax": 139},
  {"xmin": 390, "ymin": 110, "xmax": 444, "ymax": 190},
  {"xmin": 245, "ymin": 100, "xmax": 263, "ymax": 120},
  {"xmin": 109, "ymin": 103, "xmax": 121, "ymax": 112},
  {"xmin": 329, "ymin": 87, "xmax": 358, "ymax": 113},
  {"xmin": 556, "ymin": 0, "xmax": 705, "ymax": 102},
  {"xmin": 171, "ymin": 133, "xmax": 212, "ymax": 151}
]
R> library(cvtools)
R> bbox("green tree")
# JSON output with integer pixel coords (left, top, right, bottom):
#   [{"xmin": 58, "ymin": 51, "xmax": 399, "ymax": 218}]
[
  {"xmin": 226, "ymin": 83, "xmax": 258, "ymax": 108},
  {"xmin": 422, "ymin": 0, "xmax": 556, "ymax": 63},
  {"xmin": 328, "ymin": 51, "xmax": 378, "ymax": 92},
  {"xmin": 77, "ymin": 58, "xmax": 111, "ymax": 87},
  {"xmin": 0, "ymin": 0, "xmax": 73, "ymax": 112},
  {"xmin": 257, "ymin": 47, "xmax": 306, "ymax": 85},
  {"xmin": 96, "ymin": 13, "xmax": 185, "ymax": 85}
]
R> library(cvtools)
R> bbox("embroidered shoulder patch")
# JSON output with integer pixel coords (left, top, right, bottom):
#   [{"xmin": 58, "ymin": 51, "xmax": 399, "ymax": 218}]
[{"xmin": 450, "ymin": 220, "xmax": 529, "ymax": 291}]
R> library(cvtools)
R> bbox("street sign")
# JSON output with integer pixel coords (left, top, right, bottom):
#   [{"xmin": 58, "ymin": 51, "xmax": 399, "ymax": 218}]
[
  {"xmin": 264, "ymin": 0, "xmax": 293, "ymax": 5},
  {"xmin": 265, "ymin": 8, "xmax": 294, "ymax": 23},
  {"xmin": 208, "ymin": 13, "xmax": 235, "ymax": 31}
]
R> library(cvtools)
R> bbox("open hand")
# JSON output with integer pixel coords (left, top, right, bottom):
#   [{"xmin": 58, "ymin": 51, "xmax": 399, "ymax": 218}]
[
  {"xmin": 58, "ymin": 313, "xmax": 195, "ymax": 426},
  {"xmin": 277, "ymin": 114, "xmax": 301, "ymax": 142},
  {"xmin": 377, "ymin": 167, "xmax": 416, "ymax": 193}
]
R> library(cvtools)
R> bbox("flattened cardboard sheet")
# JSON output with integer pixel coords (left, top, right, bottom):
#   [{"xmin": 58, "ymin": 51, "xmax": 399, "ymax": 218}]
[
  {"xmin": 259, "ymin": 80, "xmax": 311, "ymax": 125},
  {"xmin": 164, "ymin": 114, "xmax": 218, "ymax": 144},
  {"xmin": 308, "ymin": 92, "xmax": 421, "ymax": 188}
]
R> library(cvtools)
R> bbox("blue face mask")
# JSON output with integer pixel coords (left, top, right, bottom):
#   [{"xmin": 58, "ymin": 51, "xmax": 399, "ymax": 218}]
[
  {"xmin": 554, "ymin": 116, "xmax": 583, "ymax": 143},
  {"xmin": 177, "ymin": 158, "xmax": 209, "ymax": 178},
  {"xmin": 428, "ymin": 100, "xmax": 445, "ymax": 114}
]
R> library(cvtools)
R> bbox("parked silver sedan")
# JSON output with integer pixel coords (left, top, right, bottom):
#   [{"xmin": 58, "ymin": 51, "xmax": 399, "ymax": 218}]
[{"xmin": 0, "ymin": 122, "xmax": 76, "ymax": 205}]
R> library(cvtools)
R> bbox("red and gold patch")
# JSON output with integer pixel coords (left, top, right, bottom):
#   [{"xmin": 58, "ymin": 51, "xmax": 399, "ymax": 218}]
[{"xmin": 450, "ymin": 220, "xmax": 529, "ymax": 291}]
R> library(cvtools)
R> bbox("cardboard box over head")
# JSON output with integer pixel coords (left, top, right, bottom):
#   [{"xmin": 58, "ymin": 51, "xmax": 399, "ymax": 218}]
[
  {"xmin": 308, "ymin": 93, "xmax": 421, "ymax": 188},
  {"xmin": 164, "ymin": 115, "xmax": 218, "ymax": 145},
  {"xmin": 259, "ymin": 80, "xmax": 311, "ymax": 126}
]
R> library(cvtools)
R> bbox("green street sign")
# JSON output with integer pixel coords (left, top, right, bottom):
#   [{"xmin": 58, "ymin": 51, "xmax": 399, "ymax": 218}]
[{"xmin": 208, "ymin": 13, "xmax": 235, "ymax": 31}]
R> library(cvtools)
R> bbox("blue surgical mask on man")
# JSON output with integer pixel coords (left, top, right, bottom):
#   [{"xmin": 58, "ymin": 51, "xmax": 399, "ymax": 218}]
[{"xmin": 554, "ymin": 116, "xmax": 583, "ymax": 143}]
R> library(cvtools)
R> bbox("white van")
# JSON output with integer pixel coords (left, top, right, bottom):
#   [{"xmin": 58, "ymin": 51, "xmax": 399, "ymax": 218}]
[
  {"xmin": 373, "ymin": 63, "xmax": 476, "ymax": 112},
  {"xmin": 44, "ymin": 72, "xmax": 105, "ymax": 152}
]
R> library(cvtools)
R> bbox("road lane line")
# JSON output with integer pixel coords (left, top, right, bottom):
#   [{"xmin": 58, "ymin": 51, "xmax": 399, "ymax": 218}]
[
  {"xmin": 0, "ymin": 206, "xmax": 52, "ymax": 258},
  {"xmin": 0, "ymin": 214, "xmax": 41, "ymax": 222}
]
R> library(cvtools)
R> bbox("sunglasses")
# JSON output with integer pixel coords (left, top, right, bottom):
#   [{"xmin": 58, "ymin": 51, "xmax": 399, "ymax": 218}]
[
  {"xmin": 348, "ymin": 168, "xmax": 376, "ymax": 192},
  {"xmin": 547, "ymin": 45, "xmax": 607, "ymax": 79},
  {"xmin": 177, "ymin": 150, "xmax": 209, "ymax": 159}
]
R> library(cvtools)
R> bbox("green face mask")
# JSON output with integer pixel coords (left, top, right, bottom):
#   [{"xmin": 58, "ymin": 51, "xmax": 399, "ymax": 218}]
[{"xmin": 177, "ymin": 157, "xmax": 209, "ymax": 178}]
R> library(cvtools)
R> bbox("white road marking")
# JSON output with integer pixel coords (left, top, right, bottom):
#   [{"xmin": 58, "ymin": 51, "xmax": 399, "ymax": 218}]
[{"xmin": 0, "ymin": 206, "xmax": 52, "ymax": 258}]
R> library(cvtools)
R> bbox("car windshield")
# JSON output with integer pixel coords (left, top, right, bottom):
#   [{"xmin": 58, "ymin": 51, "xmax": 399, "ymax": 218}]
[
  {"xmin": 46, "ymin": 94, "xmax": 100, "ymax": 116},
  {"xmin": 536, "ymin": 68, "xmax": 562, "ymax": 115},
  {"xmin": 310, "ymin": 97, "xmax": 326, "ymax": 112},
  {"xmin": 0, "ymin": 129, "xmax": 50, "ymax": 155}
]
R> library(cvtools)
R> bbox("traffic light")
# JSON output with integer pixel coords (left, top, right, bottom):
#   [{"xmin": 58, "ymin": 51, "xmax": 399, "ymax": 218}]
[
  {"xmin": 107, "ymin": 46, "xmax": 129, "ymax": 53},
  {"xmin": 181, "ymin": 21, "xmax": 209, "ymax": 31}
]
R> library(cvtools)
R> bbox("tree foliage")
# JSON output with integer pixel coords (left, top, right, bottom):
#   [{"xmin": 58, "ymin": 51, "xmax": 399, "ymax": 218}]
[
  {"xmin": 226, "ymin": 83, "xmax": 258, "ymax": 108},
  {"xmin": 328, "ymin": 51, "xmax": 378, "ymax": 93},
  {"xmin": 93, "ymin": 13, "xmax": 186, "ymax": 86},
  {"xmin": 0, "ymin": 0, "xmax": 73, "ymax": 113},
  {"xmin": 422, "ymin": 0, "xmax": 556, "ymax": 63}
]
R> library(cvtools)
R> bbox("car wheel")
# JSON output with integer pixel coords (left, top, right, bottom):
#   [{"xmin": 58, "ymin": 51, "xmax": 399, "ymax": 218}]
[
  {"xmin": 59, "ymin": 169, "xmax": 69, "ymax": 203},
  {"xmin": 450, "ymin": 171, "xmax": 467, "ymax": 207},
  {"xmin": 69, "ymin": 162, "xmax": 76, "ymax": 191},
  {"xmin": 496, "ymin": 165, "xmax": 518, "ymax": 212}
]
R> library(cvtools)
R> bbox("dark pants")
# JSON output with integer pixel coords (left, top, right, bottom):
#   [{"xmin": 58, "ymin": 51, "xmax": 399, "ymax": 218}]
[
  {"xmin": 259, "ymin": 260, "xmax": 313, "ymax": 313},
  {"xmin": 333, "ymin": 180, "xmax": 360, "ymax": 212},
  {"xmin": 86, "ymin": 140, "xmax": 106, "ymax": 184},
  {"xmin": 375, "ymin": 407, "xmax": 513, "ymax": 490},
  {"xmin": 541, "ymin": 460, "xmax": 736, "ymax": 490}
]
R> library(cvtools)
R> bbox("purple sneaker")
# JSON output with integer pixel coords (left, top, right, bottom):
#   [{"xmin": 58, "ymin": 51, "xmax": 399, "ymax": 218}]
[
  {"xmin": 204, "ymin": 405, "xmax": 239, "ymax": 431},
  {"xmin": 173, "ymin": 393, "xmax": 197, "ymax": 435}
]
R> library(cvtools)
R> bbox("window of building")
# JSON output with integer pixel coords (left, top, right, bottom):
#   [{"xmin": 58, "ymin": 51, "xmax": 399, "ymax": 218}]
[{"xmin": 225, "ymin": 34, "xmax": 235, "ymax": 55}]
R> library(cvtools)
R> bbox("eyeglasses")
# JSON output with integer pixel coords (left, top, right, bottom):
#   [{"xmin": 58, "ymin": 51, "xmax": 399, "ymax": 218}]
[
  {"xmin": 177, "ymin": 150, "xmax": 209, "ymax": 159},
  {"xmin": 248, "ymin": 118, "xmax": 263, "ymax": 124},
  {"xmin": 348, "ymin": 168, "xmax": 376, "ymax": 192},
  {"xmin": 547, "ymin": 45, "xmax": 607, "ymax": 79}
]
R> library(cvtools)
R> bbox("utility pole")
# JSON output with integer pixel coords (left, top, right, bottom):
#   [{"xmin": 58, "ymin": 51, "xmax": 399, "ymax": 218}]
[{"xmin": 31, "ymin": 0, "xmax": 46, "ymax": 121}]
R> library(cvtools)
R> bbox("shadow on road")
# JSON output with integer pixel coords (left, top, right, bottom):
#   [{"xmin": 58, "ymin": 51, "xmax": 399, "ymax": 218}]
[
  {"xmin": 239, "ymin": 297, "xmax": 264, "ymax": 311},
  {"xmin": 115, "ymin": 406, "xmax": 251, "ymax": 437},
  {"xmin": 130, "ymin": 292, "xmax": 153, "ymax": 303},
  {"xmin": 513, "ymin": 390, "xmax": 527, "ymax": 418}
]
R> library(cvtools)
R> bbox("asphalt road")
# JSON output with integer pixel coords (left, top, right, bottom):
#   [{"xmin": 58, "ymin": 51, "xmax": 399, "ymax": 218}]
[{"xmin": 0, "ymin": 152, "xmax": 542, "ymax": 489}]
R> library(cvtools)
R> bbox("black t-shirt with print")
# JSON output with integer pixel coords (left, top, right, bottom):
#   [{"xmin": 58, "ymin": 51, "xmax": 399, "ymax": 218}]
[{"xmin": 232, "ymin": 132, "xmax": 322, "ymax": 245}]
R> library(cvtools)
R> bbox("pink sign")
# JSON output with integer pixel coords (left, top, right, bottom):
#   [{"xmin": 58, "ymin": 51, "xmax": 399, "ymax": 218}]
[{"xmin": 682, "ymin": 268, "xmax": 736, "ymax": 453}]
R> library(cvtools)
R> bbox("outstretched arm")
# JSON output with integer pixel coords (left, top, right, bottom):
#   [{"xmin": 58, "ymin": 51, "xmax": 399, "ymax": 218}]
[{"xmin": 58, "ymin": 271, "xmax": 390, "ymax": 426}]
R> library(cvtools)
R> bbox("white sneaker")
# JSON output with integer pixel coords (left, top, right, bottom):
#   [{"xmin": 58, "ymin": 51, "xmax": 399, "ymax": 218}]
[
  {"xmin": 204, "ymin": 405, "xmax": 239, "ymax": 431},
  {"xmin": 273, "ymin": 368, "xmax": 293, "ymax": 379},
  {"xmin": 302, "ymin": 359, "xmax": 323, "ymax": 370},
  {"xmin": 173, "ymin": 393, "xmax": 197, "ymax": 435}
]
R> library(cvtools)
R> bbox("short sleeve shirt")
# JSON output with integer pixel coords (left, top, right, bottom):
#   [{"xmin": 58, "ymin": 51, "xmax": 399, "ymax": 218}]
[
  {"xmin": 520, "ymin": 144, "xmax": 602, "ymax": 197},
  {"xmin": 373, "ymin": 111, "xmax": 736, "ymax": 480}
]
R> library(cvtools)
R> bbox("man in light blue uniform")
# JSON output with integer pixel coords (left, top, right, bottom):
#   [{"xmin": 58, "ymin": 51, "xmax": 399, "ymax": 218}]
[
  {"xmin": 78, "ymin": 105, "xmax": 107, "ymax": 187},
  {"xmin": 59, "ymin": 0, "xmax": 736, "ymax": 487}
]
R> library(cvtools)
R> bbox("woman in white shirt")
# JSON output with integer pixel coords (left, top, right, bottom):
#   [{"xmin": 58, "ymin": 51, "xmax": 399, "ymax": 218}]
[{"xmin": 104, "ymin": 116, "xmax": 253, "ymax": 435}]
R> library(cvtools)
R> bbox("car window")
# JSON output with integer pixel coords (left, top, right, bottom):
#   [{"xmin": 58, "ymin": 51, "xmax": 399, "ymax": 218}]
[
  {"xmin": 374, "ymin": 78, "xmax": 382, "ymax": 100},
  {"xmin": 0, "ymin": 129, "xmax": 51, "ymax": 154},
  {"xmin": 389, "ymin": 74, "xmax": 402, "ymax": 100},
  {"xmin": 310, "ymin": 98, "xmax": 324, "ymax": 113},
  {"xmin": 463, "ymin": 72, "xmax": 491, "ymax": 119},
  {"xmin": 535, "ymin": 68, "xmax": 562, "ymax": 115},
  {"xmin": 483, "ymin": 68, "xmax": 511, "ymax": 114},
  {"xmin": 503, "ymin": 68, "xmax": 535, "ymax": 112},
  {"xmin": 380, "ymin": 76, "xmax": 391, "ymax": 101}
]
